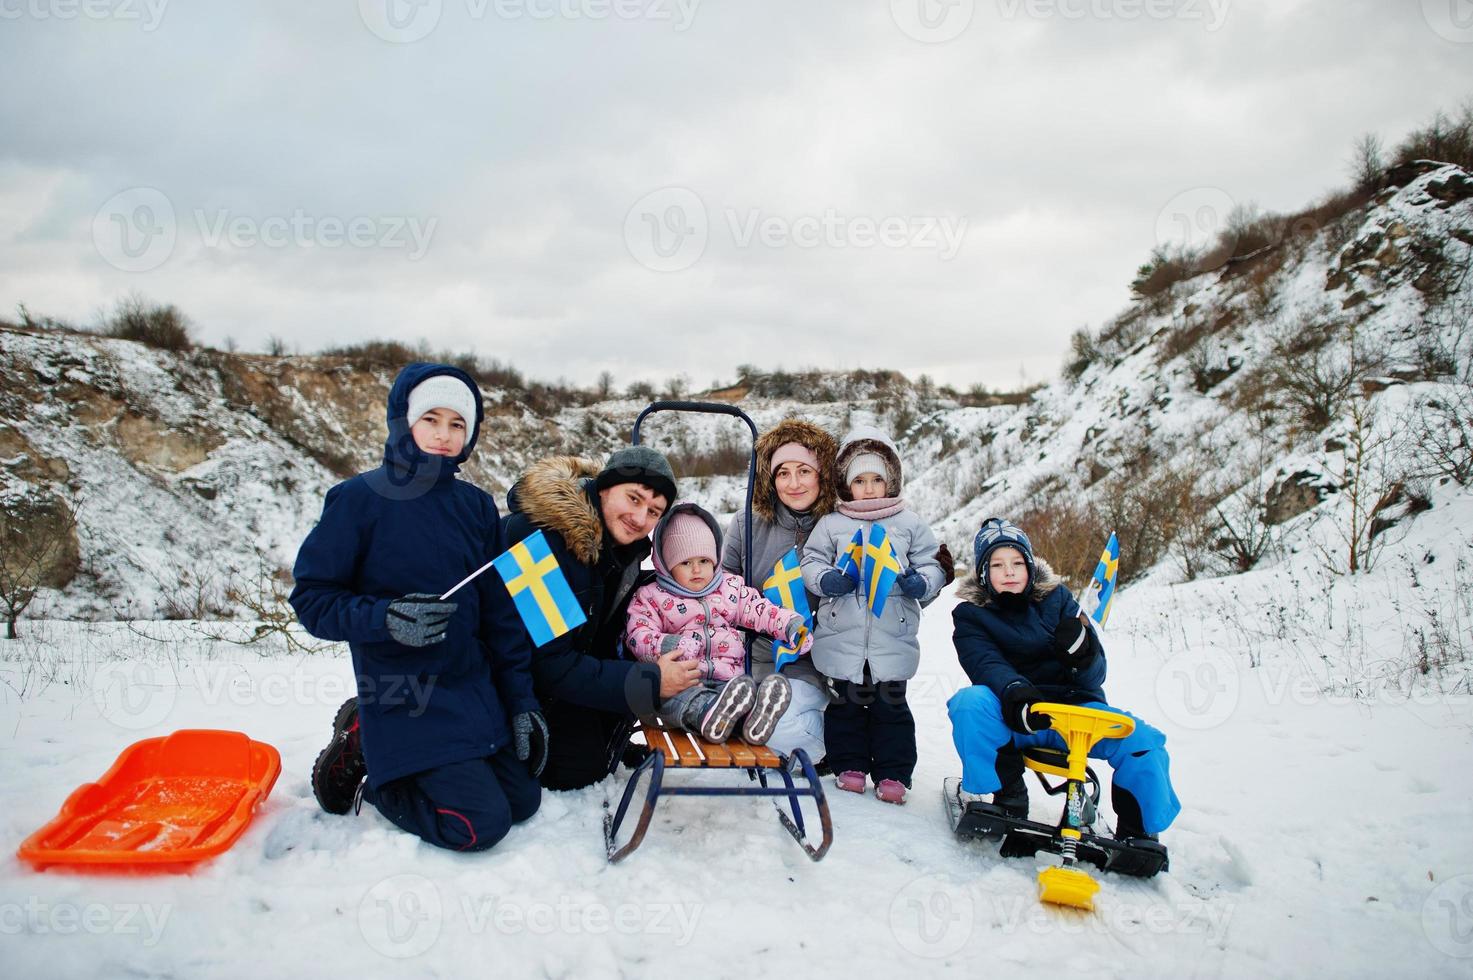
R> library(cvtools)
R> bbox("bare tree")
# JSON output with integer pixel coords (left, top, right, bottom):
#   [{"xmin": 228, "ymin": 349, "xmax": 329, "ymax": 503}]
[
  {"xmin": 0, "ymin": 494, "xmax": 81, "ymax": 639},
  {"xmin": 1348, "ymin": 132, "xmax": 1385, "ymax": 191}
]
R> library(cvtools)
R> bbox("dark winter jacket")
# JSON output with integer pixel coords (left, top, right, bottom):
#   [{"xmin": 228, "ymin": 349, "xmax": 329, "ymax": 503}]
[
  {"xmin": 290, "ymin": 363, "xmax": 539, "ymax": 790},
  {"xmin": 501, "ymin": 456, "xmax": 663, "ymax": 719},
  {"xmin": 951, "ymin": 559, "xmax": 1107, "ymax": 704}
]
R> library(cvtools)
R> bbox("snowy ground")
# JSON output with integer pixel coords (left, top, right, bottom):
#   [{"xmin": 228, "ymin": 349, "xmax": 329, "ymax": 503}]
[{"xmin": 3, "ymin": 572, "xmax": 1471, "ymax": 980}]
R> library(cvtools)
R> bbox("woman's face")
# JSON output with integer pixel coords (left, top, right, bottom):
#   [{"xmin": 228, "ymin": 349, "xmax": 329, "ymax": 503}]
[{"xmin": 773, "ymin": 460, "xmax": 821, "ymax": 512}]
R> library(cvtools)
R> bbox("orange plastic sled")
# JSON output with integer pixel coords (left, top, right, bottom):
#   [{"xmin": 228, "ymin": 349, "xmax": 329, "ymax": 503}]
[{"xmin": 18, "ymin": 729, "xmax": 281, "ymax": 872}]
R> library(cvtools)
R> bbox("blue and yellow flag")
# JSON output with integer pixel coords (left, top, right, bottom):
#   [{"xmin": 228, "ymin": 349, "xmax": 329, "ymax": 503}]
[
  {"xmin": 863, "ymin": 524, "xmax": 904, "ymax": 619},
  {"xmin": 836, "ymin": 528, "xmax": 865, "ymax": 586},
  {"xmin": 762, "ymin": 547, "xmax": 811, "ymax": 673},
  {"xmin": 492, "ymin": 529, "xmax": 587, "ymax": 647},
  {"xmin": 1081, "ymin": 531, "xmax": 1119, "ymax": 628}
]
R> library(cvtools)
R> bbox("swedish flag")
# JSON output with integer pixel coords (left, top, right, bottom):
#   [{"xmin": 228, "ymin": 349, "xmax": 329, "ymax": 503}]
[
  {"xmin": 492, "ymin": 530, "xmax": 587, "ymax": 647},
  {"xmin": 1081, "ymin": 531, "xmax": 1119, "ymax": 627},
  {"xmin": 763, "ymin": 548, "xmax": 811, "ymax": 672},
  {"xmin": 836, "ymin": 528, "xmax": 864, "ymax": 586},
  {"xmin": 863, "ymin": 524, "xmax": 903, "ymax": 619}
]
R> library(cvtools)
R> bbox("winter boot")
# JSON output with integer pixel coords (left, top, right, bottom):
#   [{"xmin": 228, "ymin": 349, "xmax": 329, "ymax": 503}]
[
  {"xmin": 312, "ymin": 698, "xmax": 367, "ymax": 815},
  {"xmin": 740, "ymin": 674, "xmax": 792, "ymax": 745},
  {"xmin": 1110, "ymin": 783, "xmax": 1170, "ymax": 876},
  {"xmin": 835, "ymin": 770, "xmax": 867, "ymax": 794},
  {"xmin": 992, "ymin": 774, "xmax": 1030, "ymax": 819},
  {"xmin": 697, "ymin": 675, "xmax": 757, "ymax": 743},
  {"xmin": 875, "ymin": 778, "xmax": 908, "ymax": 804}
]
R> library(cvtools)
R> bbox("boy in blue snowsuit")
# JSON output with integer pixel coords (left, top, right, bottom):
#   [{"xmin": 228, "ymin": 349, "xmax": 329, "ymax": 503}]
[
  {"xmin": 947, "ymin": 518, "xmax": 1180, "ymax": 848},
  {"xmin": 291, "ymin": 363, "xmax": 544, "ymax": 852}
]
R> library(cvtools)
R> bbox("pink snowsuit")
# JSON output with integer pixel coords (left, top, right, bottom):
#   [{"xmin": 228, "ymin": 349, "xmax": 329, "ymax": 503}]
[{"xmin": 626, "ymin": 571, "xmax": 803, "ymax": 683}]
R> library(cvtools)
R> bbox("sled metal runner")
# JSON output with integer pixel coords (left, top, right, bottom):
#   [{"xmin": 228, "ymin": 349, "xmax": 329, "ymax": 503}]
[{"xmin": 603, "ymin": 401, "xmax": 833, "ymax": 863}]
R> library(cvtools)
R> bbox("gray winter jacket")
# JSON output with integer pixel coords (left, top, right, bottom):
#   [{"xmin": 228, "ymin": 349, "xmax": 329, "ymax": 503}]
[
  {"xmin": 723, "ymin": 506, "xmax": 828, "ymax": 694},
  {"xmin": 800, "ymin": 507, "xmax": 944, "ymax": 683}
]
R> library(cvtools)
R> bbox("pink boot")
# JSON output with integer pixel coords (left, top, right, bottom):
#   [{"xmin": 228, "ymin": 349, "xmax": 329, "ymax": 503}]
[
  {"xmin": 875, "ymin": 779, "xmax": 907, "ymax": 804},
  {"xmin": 835, "ymin": 770, "xmax": 867, "ymax": 794}
]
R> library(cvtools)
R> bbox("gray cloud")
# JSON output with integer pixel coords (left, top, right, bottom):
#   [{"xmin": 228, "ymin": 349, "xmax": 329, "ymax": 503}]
[{"xmin": 1, "ymin": 0, "xmax": 1467, "ymax": 391}]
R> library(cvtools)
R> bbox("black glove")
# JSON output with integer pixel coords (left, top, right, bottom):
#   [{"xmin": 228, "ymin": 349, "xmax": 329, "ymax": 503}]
[
  {"xmin": 513, "ymin": 710, "xmax": 549, "ymax": 777},
  {"xmin": 819, "ymin": 570, "xmax": 857, "ymax": 596},
  {"xmin": 898, "ymin": 569, "xmax": 928, "ymax": 599},
  {"xmin": 1001, "ymin": 684, "xmax": 1051, "ymax": 734},
  {"xmin": 385, "ymin": 593, "xmax": 457, "ymax": 647},
  {"xmin": 1053, "ymin": 614, "xmax": 1094, "ymax": 669},
  {"xmin": 936, "ymin": 543, "xmax": 956, "ymax": 587}
]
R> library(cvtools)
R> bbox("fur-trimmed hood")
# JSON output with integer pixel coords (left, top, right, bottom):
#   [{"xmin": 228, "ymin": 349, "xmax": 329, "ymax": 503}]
[
  {"xmin": 836, "ymin": 426, "xmax": 903, "ymax": 499},
  {"xmin": 955, "ymin": 557, "xmax": 1064, "ymax": 607},
  {"xmin": 505, "ymin": 456, "xmax": 606, "ymax": 566},
  {"xmin": 753, "ymin": 418, "xmax": 840, "ymax": 523}
]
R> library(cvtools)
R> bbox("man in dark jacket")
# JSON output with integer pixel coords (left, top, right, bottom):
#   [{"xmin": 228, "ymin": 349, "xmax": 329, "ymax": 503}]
[{"xmin": 502, "ymin": 447, "xmax": 701, "ymax": 790}]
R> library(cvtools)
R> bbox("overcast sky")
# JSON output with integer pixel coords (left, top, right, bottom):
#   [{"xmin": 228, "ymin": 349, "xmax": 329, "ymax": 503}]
[{"xmin": 2, "ymin": 0, "xmax": 1468, "ymax": 392}]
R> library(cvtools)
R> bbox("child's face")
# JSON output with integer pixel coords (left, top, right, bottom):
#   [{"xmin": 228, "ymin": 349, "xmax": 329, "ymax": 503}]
[
  {"xmin": 849, "ymin": 472, "xmax": 887, "ymax": 501},
  {"xmin": 411, "ymin": 408, "xmax": 467, "ymax": 457},
  {"xmin": 774, "ymin": 461, "xmax": 820, "ymax": 512},
  {"xmin": 988, "ymin": 546, "xmax": 1029, "ymax": 594},
  {"xmin": 671, "ymin": 556, "xmax": 716, "ymax": 591}
]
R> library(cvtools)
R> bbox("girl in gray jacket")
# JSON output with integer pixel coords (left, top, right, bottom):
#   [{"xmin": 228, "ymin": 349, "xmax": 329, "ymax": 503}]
[{"xmin": 800, "ymin": 427, "xmax": 945, "ymax": 804}]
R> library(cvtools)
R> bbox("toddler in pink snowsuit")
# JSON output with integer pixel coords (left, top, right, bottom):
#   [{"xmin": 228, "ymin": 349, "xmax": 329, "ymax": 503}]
[{"xmin": 626, "ymin": 503, "xmax": 812, "ymax": 745}]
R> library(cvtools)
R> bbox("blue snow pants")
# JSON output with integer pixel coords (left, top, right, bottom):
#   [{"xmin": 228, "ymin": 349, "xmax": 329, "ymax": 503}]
[
  {"xmin": 363, "ymin": 746, "xmax": 541, "ymax": 851},
  {"xmin": 946, "ymin": 685, "xmax": 1181, "ymax": 835}
]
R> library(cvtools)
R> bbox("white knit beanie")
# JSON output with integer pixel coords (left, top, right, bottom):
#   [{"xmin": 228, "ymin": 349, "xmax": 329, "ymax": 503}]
[
  {"xmin": 845, "ymin": 452, "xmax": 888, "ymax": 486},
  {"xmin": 406, "ymin": 375, "xmax": 478, "ymax": 432}
]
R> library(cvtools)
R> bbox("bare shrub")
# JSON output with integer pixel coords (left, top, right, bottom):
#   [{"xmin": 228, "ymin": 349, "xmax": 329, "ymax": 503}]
[
  {"xmin": 106, "ymin": 294, "xmax": 194, "ymax": 351},
  {"xmin": 1013, "ymin": 497, "xmax": 1101, "ymax": 590}
]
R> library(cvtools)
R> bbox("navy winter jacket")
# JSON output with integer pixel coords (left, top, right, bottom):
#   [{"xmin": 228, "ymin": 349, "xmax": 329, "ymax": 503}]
[
  {"xmin": 290, "ymin": 363, "xmax": 539, "ymax": 789},
  {"xmin": 500, "ymin": 457, "xmax": 662, "ymax": 719},
  {"xmin": 951, "ymin": 562, "xmax": 1107, "ymax": 704}
]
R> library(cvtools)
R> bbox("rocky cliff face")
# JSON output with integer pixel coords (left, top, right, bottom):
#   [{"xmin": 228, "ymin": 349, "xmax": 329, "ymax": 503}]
[{"xmin": 3, "ymin": 164, "xmax": 1469, "ymax": 621}]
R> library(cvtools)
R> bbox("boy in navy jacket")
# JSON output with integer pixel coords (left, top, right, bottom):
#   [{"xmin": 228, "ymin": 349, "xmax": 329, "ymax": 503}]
[
  {"xmin": 291, "ymin": 363, "xmax": 544, "ymax": 852},
  {"xmin": 947, "ymin": 518, "xmax": 1180, "ymax": 847}
]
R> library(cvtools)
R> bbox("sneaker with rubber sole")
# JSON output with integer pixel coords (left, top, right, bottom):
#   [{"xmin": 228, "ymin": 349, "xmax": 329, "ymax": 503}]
[
  {"xmin": 697, "ymin": 675, "xmax": 757, "ymax": 743},
  {"xmin": 740, "ymin": 674, "xmax": 792, "ymax": 745}
]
